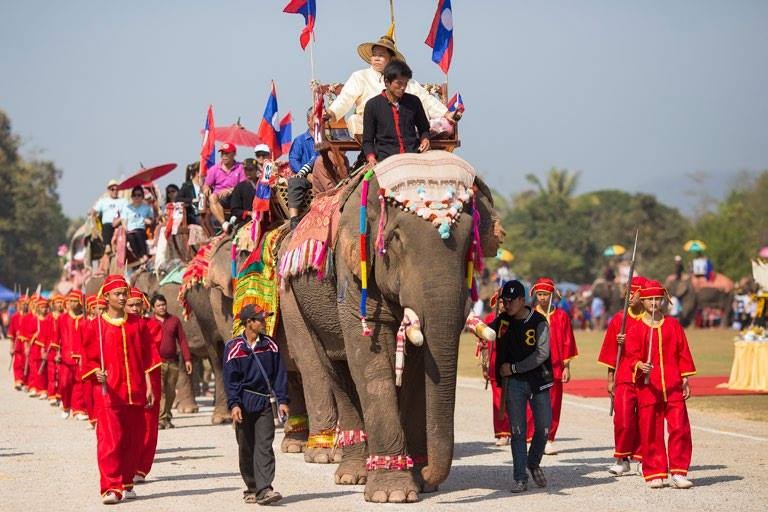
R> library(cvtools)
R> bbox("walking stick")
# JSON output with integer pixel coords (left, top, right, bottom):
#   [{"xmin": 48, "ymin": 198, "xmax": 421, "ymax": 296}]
[
  {"xmin": 97, "ymin": 314, "xmax": 107, "ymax": 396},
  {"xmin": 643, "ymin": 302, "xmax": 656, "ymax": 385},
  {"xmin": 609, "ymin": 230, "xmax": 639, "ymax": 416}
]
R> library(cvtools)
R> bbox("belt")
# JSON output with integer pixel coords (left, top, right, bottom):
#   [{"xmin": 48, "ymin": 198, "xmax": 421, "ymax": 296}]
[{"xmin": 244, "ymin": 389, "xmax": 270, "ymax": 397}]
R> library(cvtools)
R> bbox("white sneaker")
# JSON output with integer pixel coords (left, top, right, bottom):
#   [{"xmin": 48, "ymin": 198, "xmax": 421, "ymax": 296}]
[
  {"xmin": 544, "ymin": 441, "xmax": 558, "ymax": 455},
  {"xmin": 671, "ymin": 474, "xmax": 693, "ymax": 489},
  {"xmin": 49, "ymin": 397, "xmax": 59, "ymax": 406},
  {"xmin": 221, "ymin": 221, "xmax": 231, "ymax": 234},
  {"xmin": 123, "ymin": 489, "xmax": 137, "ymax": 500},
  {"xmin": 61, "ymin": 410, "xmax": 71, "ymax": 420},
  {"xmin": 102, "ymin": 492, "xmax": 120, "ymax": 504},
  {"xmin": 647, "ymin": 478, "xmax": 664, "ymax": 489},
  {"xmin": 608, "ymin": 458, "xmax": 631, "ymax": 476},
  {"xmin": 28, "ymin": 390, "xmax": 38, "ymax": 398},
  {"xmin": 38, "ymin": 392, "xmax": 48, "ymax": 400},
  {"xmin": 75, "ymin": 413, "xmax": 89, "ymax": 421},
  {"xmin": 133, "ymin": 474, "xmax": 145, "ymax": 484},
  {"xmin": 636, "ymin": 462, "xmax": 643, "ymax": 475},
  {"xmin": 495, "ymin": 437, "xmax": 510, "ymax": 446}
]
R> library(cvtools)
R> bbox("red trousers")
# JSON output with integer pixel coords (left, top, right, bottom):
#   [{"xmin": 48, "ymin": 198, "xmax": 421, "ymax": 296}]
[
  {"xmin": 12, "ymin": 341, "xmax": 26, "ymax": 386},
  {"xmin": 59, "ymin": 363, "xmax": 87, "ymax": 414},
  {"xmin": 490, "ymin": 378, "xmax": 510, "ymax": 438},
  {"xmin": 613, "ymin": 382, "xmax": 642, "ymax": 460},
  {"xmin": 526, "ymin": 380, "xmax": 563, "ymax": 442},
  {"xmin": 638, "ymin": 400, "xmax": 692, "ymax": 481},
  {"xmin": 96, "ymin": 404, "xmax": 145, "ymax": 496},
  {"xmin": 28, "ymin": 347, "xmax": 47, "ymax": 394},
  {"xmin": 136, "ymin": 371, "xmax": 162, "ymax": 478},
  {"xmin": 46, "ymin": 353, "xmax": 59, "ymax": 399}
]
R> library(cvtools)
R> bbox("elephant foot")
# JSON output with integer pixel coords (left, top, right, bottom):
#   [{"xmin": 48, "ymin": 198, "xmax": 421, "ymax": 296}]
[
  {"xmin": 281, "ymin": 432, "xmax": 308, "ymax": 454},
  {"xmin": 177, "ymin": 401, "xmax": 199, "ymax": 414},
  {"xmin": 334, "ymin": 459, "xmax": 367, "ymax": 485},
  {"xmin": 304, "ymin": 447, "xmax": 342, "ymax": 464},
  {"xmin": 211, "ymin": 407, "xmax": 232, "ymax": 425},
  {"xmin": 364, "ymin": 469, "xmax": 419, "ymax": 503}
]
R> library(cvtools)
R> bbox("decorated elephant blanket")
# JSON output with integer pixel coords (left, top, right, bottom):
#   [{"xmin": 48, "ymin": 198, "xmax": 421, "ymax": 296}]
[
  {"xmin": 232, "ymin": 225, "xmax": 289, "ymax": 337},
  {"xmin": 278, "ymin": 191, "xmax": 344, "ymax": 282},
  {"xmin": 177, "ymin": 233, "xmax": 228, "ymax": 319}
]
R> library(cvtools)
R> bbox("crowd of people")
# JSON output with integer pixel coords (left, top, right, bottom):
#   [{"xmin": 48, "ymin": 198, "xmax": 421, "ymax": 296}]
[{"xmin": 6, "ymin": 280, "xmax": 192, "ymax": 503}]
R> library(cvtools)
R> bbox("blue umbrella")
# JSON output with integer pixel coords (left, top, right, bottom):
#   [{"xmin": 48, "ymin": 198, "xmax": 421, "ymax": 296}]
[{"xmin": 0, "ymin": 283, "xmax": 18, "ymax": 302}]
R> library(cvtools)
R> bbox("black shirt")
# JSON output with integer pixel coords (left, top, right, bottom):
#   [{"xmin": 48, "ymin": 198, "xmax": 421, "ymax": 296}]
[
  {"xmin": 177, "ymin": 181, "xmax": 199, "ymax": 225},
  {"xmin": 492, "ymin": 307, "xmax": 553, "ymax": 391},
  {"xmin": 362, "ymin": 91, "xmax": 430, "ymax": 162},
  {"xmin": 230, "ymin": 179, "xmax": 257, "ymax": 222}
]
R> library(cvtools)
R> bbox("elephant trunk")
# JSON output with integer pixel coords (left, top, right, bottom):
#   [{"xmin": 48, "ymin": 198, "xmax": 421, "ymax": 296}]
[{"xmin": 420, "ymin": 309, "xmax": 462, "ymax": 487}]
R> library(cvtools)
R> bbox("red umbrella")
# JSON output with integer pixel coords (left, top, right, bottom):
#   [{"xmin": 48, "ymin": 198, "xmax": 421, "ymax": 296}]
[
  {"xmin": 117, "ymin": 163, "xmax": 177, "ymax": 190},
  {"xmin": 213, "ymin": 120, "xmax": 264, "ymax": 148}
]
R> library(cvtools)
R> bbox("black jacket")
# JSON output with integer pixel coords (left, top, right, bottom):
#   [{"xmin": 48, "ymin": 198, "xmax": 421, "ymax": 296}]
[
  {"xmin": 362, "ymin": 91, "xmax": 430, "ymax": 162},
  {"xmin": 177, "ymin": 181, "xmax": 199, "ymax": 225},
  {"xmin": 492, "ymin": 308, "xmax": 554, "ymax": 392}
]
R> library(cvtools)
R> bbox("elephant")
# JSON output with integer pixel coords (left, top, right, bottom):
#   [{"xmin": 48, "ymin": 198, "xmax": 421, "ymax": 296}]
[
  {"xmin": 192, "ymin": 237, "xmax": 312, "ymax": 453},
  {"xmin": 591, "ymin": 278, "xmax": 624, "ymax": 319},
  {"xmin": 278, "ymin": 163, "xmax": 501, "ymax": 503},
  {"xmin": 665, "ymin": 274, "xmax": 734, "ymax": 327}
]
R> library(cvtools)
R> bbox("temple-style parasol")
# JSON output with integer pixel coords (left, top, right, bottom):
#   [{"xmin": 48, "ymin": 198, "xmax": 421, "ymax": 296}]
[
  {"xmin": 603, "ymin": 245, "xmax": 626, "ymax": 257},
  {"xmin": 117, "ymin": 163, "xmax": 178, "ymax": 190},
  {"xmin": 496, "ymin": 248, "xmax": 514, "ymax": 262},
  {"xmin": 683, "ymin": 240, "xmax": 707, "ymax": 253},
  {"xmin": 213, "ymin": 119, "xmax": 265, "ymax": 147}
]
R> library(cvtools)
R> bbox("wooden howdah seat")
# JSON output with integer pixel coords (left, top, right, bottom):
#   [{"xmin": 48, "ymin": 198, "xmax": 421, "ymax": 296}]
[{"xmin": 313, "ymin": 81, "xmax": 461, "ymax": 153}]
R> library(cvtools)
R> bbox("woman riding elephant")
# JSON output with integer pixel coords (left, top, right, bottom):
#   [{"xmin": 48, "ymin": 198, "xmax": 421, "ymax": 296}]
[{"xmin": 280, "ymin": 152, "xmax": 502, "ymax": 503}]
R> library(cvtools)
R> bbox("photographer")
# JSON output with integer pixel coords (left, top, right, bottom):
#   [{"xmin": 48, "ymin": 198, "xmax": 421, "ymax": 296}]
[
  {"xmin": 223, "ymin": 304, "xmax": 289, "ymax": 505},
  {"xmin": 492, "ymin": 280, "xmax": 553, "ymax": 493}
]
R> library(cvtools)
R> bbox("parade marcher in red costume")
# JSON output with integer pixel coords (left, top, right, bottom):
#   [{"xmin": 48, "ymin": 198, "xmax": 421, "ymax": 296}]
[
  {"xmin": 126, "ymin": 287, "xmax": 162, "ymax": 484},
  {"xmin": 8, "ymin": 295, "xmax": 30, "ymax": 390},
  {"xmin": 46, "ymin": 294, "xmax": 65, "ymax": 405},
  {"xmin": 629, "ymin": 280, "xmax": 696, "ymax": 489},
  {"xmin": 527, "ymin": 278, "xmax": 578, "ymax": 455},
  {"xmin": 18, "ymin": 296, "xmax": 40, "ymax": 390},
  {"xmin": 81, "ymin": 275, "xmax": 160, "ymax": 504},
  {"xmin": 80, "ymin": 295, "xmax": 106, "ymax": 427},
  {"xmin": 27, "ymin": 296, "xmax": 55, "ymax": 399},
  {"xmin": 597, "ymin": 275, "xmax": 647, "ymax": 476},
  {"xmin": 58, "ymin": 289, "xmax": 89, "ymax": 420}
]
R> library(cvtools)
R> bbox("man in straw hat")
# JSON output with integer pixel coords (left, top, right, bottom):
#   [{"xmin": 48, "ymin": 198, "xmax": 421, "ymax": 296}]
[
  {"xmin": 326, "ymin": 33, "xmax": 455, "ymax": 138},
  {"xmin": 598, "ymin": 275, "xmax": 647, "ymax": 476},
  {"xmin": 629, "ymin": 280, "xmax": 696, "ymax": 490},
  {"xmin": 527, "ymin": 278, "xmax": 578, "ymax": 456},
  {"xmin": 81, "ymin": 275, "xmax": 160, "ymax": 504}
]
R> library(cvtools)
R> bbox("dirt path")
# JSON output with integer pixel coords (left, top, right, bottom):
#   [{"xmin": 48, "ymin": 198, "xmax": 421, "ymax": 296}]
[{"xmin": 1, "ymin": 349, "xmax": 765, "ymax": 511}]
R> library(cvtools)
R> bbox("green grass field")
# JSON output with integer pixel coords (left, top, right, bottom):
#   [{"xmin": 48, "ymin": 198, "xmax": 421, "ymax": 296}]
[{"xmin": 457, "ymin": 328, "xmax": 768, "ymax": 422}]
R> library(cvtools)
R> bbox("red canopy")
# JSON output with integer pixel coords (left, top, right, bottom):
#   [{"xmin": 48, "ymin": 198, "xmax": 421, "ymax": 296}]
[{"xmin": 117, "ymin": 163, "xmax": 177, "ymax": 190}]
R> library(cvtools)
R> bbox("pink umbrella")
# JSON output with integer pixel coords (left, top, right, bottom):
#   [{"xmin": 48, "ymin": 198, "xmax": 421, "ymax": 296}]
[
  {"xmin": 759, "ymin": 246, "xmax": 768, "ymax": 259},
  {"xmin": 212, "ymin": 120, "xmax": 264, "ymax": 148},
  {"xmin": 117, "ymin": 163, "xmax": 177, "ymax": 191}
]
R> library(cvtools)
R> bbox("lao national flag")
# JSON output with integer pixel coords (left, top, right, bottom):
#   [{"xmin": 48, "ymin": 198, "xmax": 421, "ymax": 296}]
[
  {"xmin": 283, "ymin": 0, "xmax": 316, "ymax": 50},
  {"xmin": 425, "ymin": 0, "xmax": 454, "ymax": 74},
  {"xmin": 257, "ymin": 81, "xmax": 282, "ymax": 158},
  {"xmin": 446, "ymin": 92, "xmax": 464, "ymax": 113},
  {"xmin": 278, "ymin": 113, "xmax": 292, "ymax": 157},
  {"xmin": 199, "ymin": 105, "xmax": 216, "ymax": 177}
]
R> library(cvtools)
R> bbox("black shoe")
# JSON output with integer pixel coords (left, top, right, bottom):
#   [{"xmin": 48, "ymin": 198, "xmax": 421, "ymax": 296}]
[
  {"xmin": 529, "ymin": 466, "xmax": 547, "ymax": 487},
  {"xmin": 510, "ymin": 480, "xmax": 527, "ymax": 493}
]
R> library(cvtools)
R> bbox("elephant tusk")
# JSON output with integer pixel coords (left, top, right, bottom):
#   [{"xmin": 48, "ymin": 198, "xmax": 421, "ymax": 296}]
[
  {"xmin": 403, "ymin": 307, "xmax": 424, "ymax": 346},
  {"xmin": 465, "ymin": 313, "xmax": 496, "ymax": 341}
]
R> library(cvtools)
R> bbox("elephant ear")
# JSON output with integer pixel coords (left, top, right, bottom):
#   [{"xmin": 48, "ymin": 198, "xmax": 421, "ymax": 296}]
[{"xmin": 474, "ymin": 175, "xmax": 504, "ymax": 257}]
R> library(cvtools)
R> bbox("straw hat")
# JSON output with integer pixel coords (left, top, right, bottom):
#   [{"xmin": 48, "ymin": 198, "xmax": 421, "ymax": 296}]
[{"xmin": 357, "ymin": 35, "xmax": 406, "ymax": 64}]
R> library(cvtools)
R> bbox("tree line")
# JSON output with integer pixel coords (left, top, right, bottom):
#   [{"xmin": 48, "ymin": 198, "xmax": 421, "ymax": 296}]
[{"xmin": 493, "ymin": 167, "xmax": 768, "ymax": 284}]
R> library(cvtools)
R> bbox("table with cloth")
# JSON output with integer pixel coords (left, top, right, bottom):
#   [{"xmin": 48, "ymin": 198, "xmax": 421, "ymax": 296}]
[{"xmin": 728, "ymin": 340, "xmax": 768, "ymax": 392}]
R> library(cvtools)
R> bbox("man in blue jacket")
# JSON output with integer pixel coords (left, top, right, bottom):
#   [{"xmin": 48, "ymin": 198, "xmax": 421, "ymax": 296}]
[{"xmin": 223, "ymin": 304, "xmax": 289, "ymax": 505}]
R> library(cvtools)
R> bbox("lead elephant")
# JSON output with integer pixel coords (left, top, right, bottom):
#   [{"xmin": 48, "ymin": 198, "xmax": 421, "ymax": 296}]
[
  {"xmin": 665, "ymin": 274, "xmax": 734, "ymax": 327},
  {"xmin": 279, "ymin": 154, "xmax": 502, "ymax": 503},
  {"xmin": 193, "ymin": 238, "xmax": 312, "ymax": 452}
]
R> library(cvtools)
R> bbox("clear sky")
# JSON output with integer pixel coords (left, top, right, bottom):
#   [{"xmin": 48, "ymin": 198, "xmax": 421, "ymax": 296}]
[{"xmin": 2, "ymin": 0, "xmax": 767, "ymax": 218}]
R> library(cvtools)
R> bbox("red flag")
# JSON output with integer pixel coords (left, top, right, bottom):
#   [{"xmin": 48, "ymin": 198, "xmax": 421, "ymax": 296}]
[
  {"xmin": 425, "ymin": 0, "xmax": 454, "ymax": 74},
  {"xmin": 283, "ymin": 0, "xmax": 316, "ymax": 50},
  {"xmin": 199, "ymin": 105, "xmax": 216, "ymax": 177}
]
